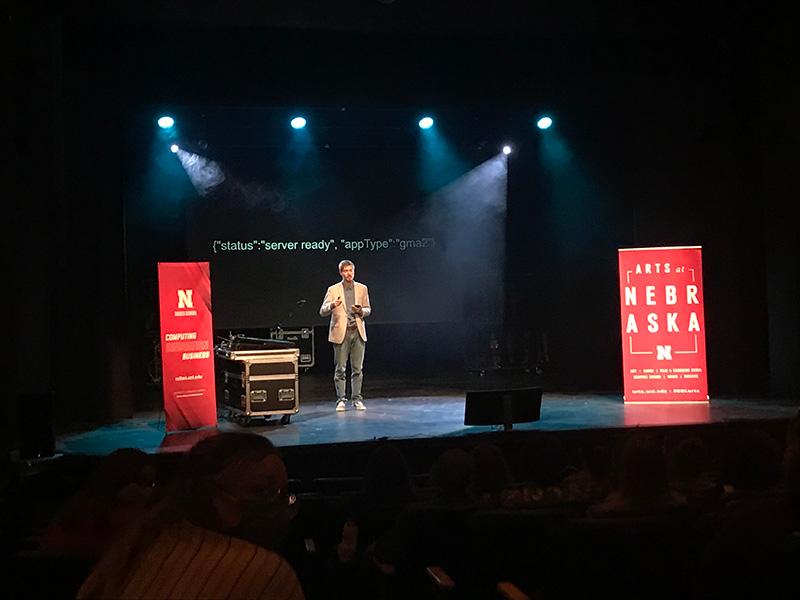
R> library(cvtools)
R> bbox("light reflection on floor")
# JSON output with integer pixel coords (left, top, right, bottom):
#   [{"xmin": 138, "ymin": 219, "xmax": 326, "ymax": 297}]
[{"xmin": 624, "ymin": 403, "xmax": 711, "ymax": 427}]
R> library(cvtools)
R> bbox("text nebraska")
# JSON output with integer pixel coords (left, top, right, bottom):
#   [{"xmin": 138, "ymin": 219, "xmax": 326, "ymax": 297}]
[{"xmin": 624, "ymin": 284, "xmax": 702, "ymax": 333}]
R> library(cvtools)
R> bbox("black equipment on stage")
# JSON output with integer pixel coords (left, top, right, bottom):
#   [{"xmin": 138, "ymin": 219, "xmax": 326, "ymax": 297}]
[
  {"xmin": 215, "ymin": 334, "xmax": 300, "ymax": 424},
  {"xmin": 464, "ymin": 387, "xmax": 542, "ymax": 431},
  {"xmin": 217, "ymin": 334, "xmax": 296, "ymax": 352},
  {"xmin": 270, "ymin": 327, "xmax": 315, "ymax": 368}
]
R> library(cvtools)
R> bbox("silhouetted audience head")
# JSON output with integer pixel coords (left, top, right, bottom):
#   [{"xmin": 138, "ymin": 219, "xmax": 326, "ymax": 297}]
[
  {"xmin": 722, "ymin": 428, "xmax": 782, "ymax": 492},
  {"xmin": 77, "ymin": 433, "xmax": 304, "ymax": 599},
  {"xmin": 430, "ymin": 448, "xmax": 472, "ymax": 503},
  {"xmin": 40, "ymin": 448, "xmax": 156, "ymax": 558},
  {"xmin": 87, "ymin": 448, "xmax": 156, "ymax": 495},
  {"xmin": 662, "ymin": 434, "xmax": 723, "ymax": 508},
  {"xmin": 582, "ymin": 443, "xmax": 612, "ymax": 482},
  {"xmin": 667, "ymin": 435, "xmax": 713, "ymax": 482},
  {"xmin": 179, "ymin": 432, "xmax": 291, "ymax": 550},
  {"xmin": 362, "ymin": 443, "xmax": 415, "ymax": 504},
  {"xmin": 560, "ymin": 443, "xmax": 612, "ymax": 503},
  {"xmin": 517, "ymin": 435, "xmax": 569, "ymax": 486},
  {"xmin": 616, "ymin": 431, "xmax": 669, "ymax": 505},
  {"xmin": 470, "ymin": 443, "xmax": 511, "ymax": 502},
  {"xmin": 693, "ymin": 418, "xmax": 800, "ymax": 600}
]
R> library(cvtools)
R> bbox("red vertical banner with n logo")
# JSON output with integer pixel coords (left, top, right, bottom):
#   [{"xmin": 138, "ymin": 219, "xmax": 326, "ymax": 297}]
[
  {"xmin": 618, "ymin": 246, "xmax": 709, "ymax": 403},
  {"xmin": 158, "ymin": 262, "xmax": 217, "ymax": 431}
]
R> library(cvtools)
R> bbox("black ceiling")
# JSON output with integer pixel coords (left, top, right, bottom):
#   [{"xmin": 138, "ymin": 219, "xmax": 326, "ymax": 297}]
[{"xmin": 10, "ymin": 0, "xmax": 777, "ymax": 36}]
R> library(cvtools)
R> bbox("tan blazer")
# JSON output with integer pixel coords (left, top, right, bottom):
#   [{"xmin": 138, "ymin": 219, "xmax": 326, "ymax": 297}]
[{"xmin": 319, "ymin": 281, "xmax": 371, "ymax": 343}]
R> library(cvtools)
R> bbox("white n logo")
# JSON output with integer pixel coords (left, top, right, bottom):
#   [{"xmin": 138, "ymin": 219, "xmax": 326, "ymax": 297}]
[
  {"xmin": 656, "ymin": 345, "xmax": 673, "ymax": 360},
  {"xmin": 177, "ymin": 289, "xmax": 194, "ymax": 309}
]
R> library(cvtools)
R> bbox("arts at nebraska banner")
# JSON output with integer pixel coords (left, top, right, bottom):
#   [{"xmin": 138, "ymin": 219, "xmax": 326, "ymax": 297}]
[
  {"xmin": 618, "ymin": 246, "xmax": 708, "ymax": 403},
  {"xmin": 158, "ymin": 262, "xmax": 217, "ymax": 431}
]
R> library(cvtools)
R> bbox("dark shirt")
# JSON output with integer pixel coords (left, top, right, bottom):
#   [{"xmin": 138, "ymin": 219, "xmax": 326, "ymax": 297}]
[{"xmin": 343, "ymin": 281, "xmax": 356, "ymax": 327}]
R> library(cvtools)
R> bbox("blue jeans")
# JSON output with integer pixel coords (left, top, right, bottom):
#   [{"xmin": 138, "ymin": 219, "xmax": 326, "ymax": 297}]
[{"xmin": 333, "ymin": 328, "xmax": 366, "ymax": 402}]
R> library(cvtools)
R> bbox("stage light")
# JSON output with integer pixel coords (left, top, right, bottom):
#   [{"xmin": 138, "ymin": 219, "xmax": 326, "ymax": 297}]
[
  {"xmin": 418, "ymin": 116, "xmax": 434, "ymax": 130},
  {"xmin": 537, "ymin": 116, "xmax": 553, "ymax": 130},
  {"xmin": 158, "ymin": 116, "xmax": 175, "ymax": 129},
  {"xmin": 290, "ymin": 116, "xmax": 307, "ymax": 129},
  {"xmin": 502, "ymin": 145, "xmax": 512, "ymax": 155},
  {"xmin": 170, "ymin": 144, "xmax": 179, "ymax": 153}
]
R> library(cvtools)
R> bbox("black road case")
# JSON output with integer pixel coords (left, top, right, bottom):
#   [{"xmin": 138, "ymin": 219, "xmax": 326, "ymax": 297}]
[
  {"xmin": 270, "ymin": 327, "xmax": 315, "ymax": 368},
  {"xmin": 216, "ymin": 341, "xmax": 300, "ymax": 422}
]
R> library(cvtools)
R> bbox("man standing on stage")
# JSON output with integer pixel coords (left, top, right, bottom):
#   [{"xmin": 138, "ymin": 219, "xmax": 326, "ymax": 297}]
[{"xmin": 319, "ymin": 260, "xmax": 371, "ymax": 411}]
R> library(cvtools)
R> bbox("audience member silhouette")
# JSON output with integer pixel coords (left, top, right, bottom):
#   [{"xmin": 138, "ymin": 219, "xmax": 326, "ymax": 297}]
[
  {"xmin": 693, "ymin": 415, "xmax": 800, "ymax": 599},
  {"xmin": 40, "ymin": 448, "xmax": 156, "ymax": 560},
  {"xmin": 362, "ymin": 442, "xmax": 417, "ymax": 506},
  {"xmin": 561, "ymin": 443, "xmax": 613, "ymax": 505},
  {"xmin": 370, "ymin": 448, "xmax": 476, "ymax": 575},
  {"xmin": 502, "ymin": 435, "xmax": 574, "ymax": 508},
  {"xmin": 336, "ymin": 443, "xmax": 416, "ymax": 565},
  {"xmin": 328, "ymin": 445, "xmax": 418, "ymax": 600},
  {"xmin": 666, "ymin": 435, "xmax": 721, "ymax": 509},
  {"xmin": 587, "ymin": 431, "xmax": 684, "ymax": 517},
  {"xmin": 470, "ymin": 443, "xmax": 512, "ymax": 507},
  {"xmin": 719, "ymin": 428, "xmax": 783, "ymax": 503},
  {"xmin": 77, "ymin": 432, "xmax": 304, "ymax": 600},
  {"xmin": 427, "ymin": 447, "xmax": 474, "ymax": 507}
]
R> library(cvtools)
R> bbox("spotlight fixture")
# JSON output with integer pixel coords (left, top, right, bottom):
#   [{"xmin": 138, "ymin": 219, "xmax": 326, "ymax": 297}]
[
  {"xmin": 536, "ymin": 116, "xmax": 553, "ymax": 130},
  {"xmin": 290, "ymin": 116, "xmax": 307, "ymax": 129},
  {"xmin": 170, "ymin": 144, "xmax": 180, "ymax": 153},
  {"xmin": 502, "ymin": 145, "xmax": 513, "ymax": 155},
  {"xmin": 157, "ymin": 116, "xmax": 175, "ymax": 129},
  {"xmin": 418, "ymin": 116, "xmax": 434, "ymax": 130}
]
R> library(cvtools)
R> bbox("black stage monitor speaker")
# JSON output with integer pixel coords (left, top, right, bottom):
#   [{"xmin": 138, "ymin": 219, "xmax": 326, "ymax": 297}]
[{"xmin": 464, "ymin": 387, "xmax": 542, "ymax": 431}]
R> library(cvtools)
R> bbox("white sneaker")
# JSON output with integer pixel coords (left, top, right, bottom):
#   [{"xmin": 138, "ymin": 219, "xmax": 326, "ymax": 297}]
[
  {"xmin": 336, "ymin": 400, "xmax": 346, "ymax": 412},
  {"xmin": 352, "ymin": 400, "xmax": 366, "ymax": 411}
]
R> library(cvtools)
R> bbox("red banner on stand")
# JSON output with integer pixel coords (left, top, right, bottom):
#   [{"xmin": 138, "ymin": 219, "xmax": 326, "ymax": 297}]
[
  {"xmin": 618, "ymin": 246, "xmax": 709, "ymax": 403},
  {"xmin": 158, "ymin": 262, "xmax": 217, "ymax": 431}
]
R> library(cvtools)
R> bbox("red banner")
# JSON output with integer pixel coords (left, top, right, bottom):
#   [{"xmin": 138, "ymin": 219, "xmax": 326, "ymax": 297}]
[
  {"xmin": 158, "ymin": 262, "xmax": 217, "ymax": 431},
  {"xmin": 618, "ymin": 246, "xmax": 709, "ymax": 403}
]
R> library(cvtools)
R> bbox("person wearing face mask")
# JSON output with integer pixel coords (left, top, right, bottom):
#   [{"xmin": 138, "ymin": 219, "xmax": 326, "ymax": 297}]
[{"xmin": 77, "ymin": 433, "xmax": 304, "ymax": 600}]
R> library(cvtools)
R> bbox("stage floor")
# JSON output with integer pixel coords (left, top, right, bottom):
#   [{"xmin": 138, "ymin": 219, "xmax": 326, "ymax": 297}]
[{"xmin": 54, "ymin": 371, "xmax": 799, "ymax": 455}]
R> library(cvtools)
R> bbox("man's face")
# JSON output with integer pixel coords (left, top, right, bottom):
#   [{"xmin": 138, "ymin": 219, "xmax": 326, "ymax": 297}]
[{"xmin": 340, "ymin": 264, "xmax": 354, "ymax": 283}]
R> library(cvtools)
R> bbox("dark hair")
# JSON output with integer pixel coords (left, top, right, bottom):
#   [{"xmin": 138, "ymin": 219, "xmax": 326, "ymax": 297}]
[
  {"xmin": 363, "ymin": 443, "xmax": 415, "ymax": 504},
  {"xmin": 722, "ymin": 428, "xmax": 782, "ymax": 491},
  {"xmin": 86, "ymin": 448, "xmax": 154, "ymax": 492},
  {"xmin": 51, "ymin": 448, "xmax": 155, "ymax": 532},
  {"xmin": 471, "ymin": 443, "xmax": 511, "ymax": 495},
  {"xmin": 616, "ymin": 431, "xmax": 669, "ymax": 504},
  {"xmin": 667, "ymin": 435, "xmax": 712, "ymax": 481},
  {"xmin": 517, "ymin": 435, "xmax": 568, "ymax": 486},
  {"xmin": 180, "ymin": 433, "xmax": 279, "ymax": 530},
  {"xmin": 430, "ymin": 448, "xmax": 472, "ymax": 499},
  {"xmin": 84, "ymin": 433, "xmax": 279, "ymax": 598}
]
